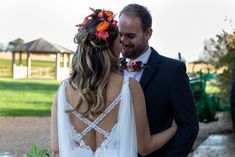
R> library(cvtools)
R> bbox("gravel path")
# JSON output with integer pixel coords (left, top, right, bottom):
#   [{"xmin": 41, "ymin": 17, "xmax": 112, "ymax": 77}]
[
  {"xmin": 0, "ymin": 117, "xmax": 51, "ymax": 157},
  {"xmin": 0, "ymin": 112, "xmax": 233, "ymax": 157}
]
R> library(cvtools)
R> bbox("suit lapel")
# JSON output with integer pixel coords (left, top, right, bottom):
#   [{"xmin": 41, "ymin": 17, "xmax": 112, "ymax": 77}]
[{"xmin": 139, "ymin": 48, "xmax": 162, "ymax": 89}]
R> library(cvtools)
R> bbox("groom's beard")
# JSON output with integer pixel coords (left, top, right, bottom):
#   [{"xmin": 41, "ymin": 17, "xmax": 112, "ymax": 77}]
[{"xmin": 121, "ymin": 45, "xmax": 147, "ymax": 59}]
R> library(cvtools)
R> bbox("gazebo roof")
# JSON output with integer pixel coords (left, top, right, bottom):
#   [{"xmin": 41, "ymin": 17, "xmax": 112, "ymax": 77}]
[{"xmin": 13, "ymin": 38, "xmax": 74, "ymax": 54}]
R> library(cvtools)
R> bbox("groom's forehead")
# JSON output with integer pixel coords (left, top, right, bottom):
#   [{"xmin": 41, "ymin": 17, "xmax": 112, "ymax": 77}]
[{"xmin": 118, "ymin": 18, "xmax": 142, "ymax": 34}]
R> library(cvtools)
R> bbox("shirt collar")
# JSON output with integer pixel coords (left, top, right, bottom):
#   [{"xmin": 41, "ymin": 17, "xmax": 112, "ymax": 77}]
[{"xmin": 127, "ymin": 47, "xmax": 151, "ymax": 64}]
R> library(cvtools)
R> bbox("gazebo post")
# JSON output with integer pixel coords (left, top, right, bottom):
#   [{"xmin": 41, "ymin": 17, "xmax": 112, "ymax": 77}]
[
  {"xmin": 27, "ymin": 51, "xmax": 31, "ymax": 78},
  {"xmin": 19, "ymin": 52, "xmax": 22, "ymax": 66},
  {"xmin": 12, "ymin": 51, "xmax": 16, "ymax": 78},
  {"xmin": 68, "ymin": 54, "xmax": 72, "ymax": 67},
  {"xmin": 63, "ymin": 53, "xmax": 66, "ymax": 67},
  {"xmin": 56, "ymin": 53, "xmax": 60, "ymax": 80}
]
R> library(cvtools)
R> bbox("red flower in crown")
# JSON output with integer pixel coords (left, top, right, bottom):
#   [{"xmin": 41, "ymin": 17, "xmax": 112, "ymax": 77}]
[
  {"xmin": 95, "ymin": 31, "xmax": 109, "ymax": 40},
  {"xmin": 112, "ymin": 20, "xmax": 118, "ymax": 27},
  {"xmin": 76, "ymin": 17, "xmax": 89, "ymax": 28},
  {"xmin": 83, "ymin": 17, "xmax": 89, "ymax": 25},
  {"xmin": 107, "ymin": 16, "xmax": 113, "ymax": 22}
]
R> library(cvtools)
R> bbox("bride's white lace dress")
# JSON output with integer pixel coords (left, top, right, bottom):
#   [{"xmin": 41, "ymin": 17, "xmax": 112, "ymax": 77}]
[{"xmin": 57, "ymin": 77, "xmax": 137, "ymax": 157}]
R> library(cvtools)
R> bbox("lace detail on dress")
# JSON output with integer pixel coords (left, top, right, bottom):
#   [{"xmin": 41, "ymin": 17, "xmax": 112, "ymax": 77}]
[
  {"xmin": 66, "ymin": 93, "xmax": 121, "ymax": 138},
  {"xmin": 70, "ymin": 122, "xmax": 119, "ymax": 153}
]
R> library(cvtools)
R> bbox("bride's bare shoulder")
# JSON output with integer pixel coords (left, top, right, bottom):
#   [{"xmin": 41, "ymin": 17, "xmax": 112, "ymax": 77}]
[
  {"xmin": 109, "ymin": 72, "xmax": 123, "ymax": 84},
  {"xmin": 129, "ymin": 78, "xmax": 142, "ymax": 91}
]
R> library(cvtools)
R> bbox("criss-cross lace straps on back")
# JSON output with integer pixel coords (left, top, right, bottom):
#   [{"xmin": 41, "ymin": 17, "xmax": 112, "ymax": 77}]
[{"xmin": 66, "ymin": 92, "xmax": 121, "ymax": 141}]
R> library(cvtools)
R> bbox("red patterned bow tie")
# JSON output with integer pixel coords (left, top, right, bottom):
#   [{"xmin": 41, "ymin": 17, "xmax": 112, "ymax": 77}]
[{"xmin": 119, "ymin": 59, "xmax": 147, "ymax": 72}]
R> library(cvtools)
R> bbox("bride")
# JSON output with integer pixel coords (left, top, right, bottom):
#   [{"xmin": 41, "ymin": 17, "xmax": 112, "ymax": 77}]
[{"xmin": 51, "ymin": 8, "xmax": 177, "ymax": 157}]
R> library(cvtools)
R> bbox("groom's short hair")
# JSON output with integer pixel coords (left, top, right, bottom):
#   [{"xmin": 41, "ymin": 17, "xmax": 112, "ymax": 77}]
[{"xmin": 119, "ymin": 3, "xmax": 152, "ymax": 32}]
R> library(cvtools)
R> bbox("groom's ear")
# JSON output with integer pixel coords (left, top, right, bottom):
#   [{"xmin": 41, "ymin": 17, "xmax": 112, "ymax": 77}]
[{"xmin": 144, "ymin": 28, "xmax": 152, "ymax": 40}]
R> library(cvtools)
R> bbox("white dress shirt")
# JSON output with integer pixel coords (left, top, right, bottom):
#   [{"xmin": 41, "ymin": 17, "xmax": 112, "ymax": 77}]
[{"xmin": 123, "ymin": 47, "xmax": 151, "ymax": 82}]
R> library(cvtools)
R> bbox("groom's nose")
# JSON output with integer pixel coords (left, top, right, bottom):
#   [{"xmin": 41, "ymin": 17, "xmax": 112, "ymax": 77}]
[{"xmin": 120, "ymin": 35, "xmax": 129, "ymax": 46}]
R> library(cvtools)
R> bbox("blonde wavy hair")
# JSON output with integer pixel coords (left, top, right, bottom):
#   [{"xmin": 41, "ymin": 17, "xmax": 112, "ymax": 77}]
[{"xmin": 67, "ymin": 10, "xmax": 119, "ymax": 119}]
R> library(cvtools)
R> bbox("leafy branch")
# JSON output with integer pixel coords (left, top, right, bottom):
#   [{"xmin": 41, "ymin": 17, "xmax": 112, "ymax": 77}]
[{"xmin": 25, "ymin": 144, "xmax": 51, "ymax": 157}]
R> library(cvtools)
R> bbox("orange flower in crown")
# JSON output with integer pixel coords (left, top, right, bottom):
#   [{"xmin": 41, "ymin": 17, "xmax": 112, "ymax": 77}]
[
  {"xmin": 76, "ymin": 7, "xmax": 118, "ymax": 50},
  {"xmin": 96, "ymin": 21, "xmax": 109, "ymax": 32},
  {"xmin": 104, "ymin": 10, "xmax": 113, "ymax": 17}
]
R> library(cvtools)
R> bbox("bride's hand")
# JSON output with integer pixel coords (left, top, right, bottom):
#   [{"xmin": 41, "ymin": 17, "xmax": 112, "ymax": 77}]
[{"xmin": 171, "ymin": 119, "xmax": 178, "ymax": 131}]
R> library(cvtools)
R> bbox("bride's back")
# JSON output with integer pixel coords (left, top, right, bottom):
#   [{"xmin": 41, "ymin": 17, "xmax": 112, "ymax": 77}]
[{"xmin": 65, "ymin": 73, "xmax": 123, "ymax": 151}]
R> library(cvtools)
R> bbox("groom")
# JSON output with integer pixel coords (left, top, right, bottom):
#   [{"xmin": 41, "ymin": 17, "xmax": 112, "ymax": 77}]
[{"xmin": 118, "ymin": 4, "xmax": 199, "ymax": 157}]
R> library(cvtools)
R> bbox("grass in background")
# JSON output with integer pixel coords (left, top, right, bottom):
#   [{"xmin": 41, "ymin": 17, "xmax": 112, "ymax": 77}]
[
  {"xmin": 0, "ymin": 59, "xmax": 12, "ymax": 68},
  {"xmin": 0, "ymin": 59, "xmax": 56, "ymax": 78},
  {"xmin": 0, "ymin": 59, "xmax": 55, "ymax": 68},
  {"xmin": 0, "ymin": 79, "xmax": 60, "ymax": 116},
  {"xmin": 0, "ymin": 59, "xmax": 67, "ymax": 78}
]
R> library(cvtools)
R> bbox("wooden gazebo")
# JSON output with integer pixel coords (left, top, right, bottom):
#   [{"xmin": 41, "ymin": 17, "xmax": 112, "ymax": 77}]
[{"xmin": 11, "ymin": 38, "xmax": 74, "ymax": 80}]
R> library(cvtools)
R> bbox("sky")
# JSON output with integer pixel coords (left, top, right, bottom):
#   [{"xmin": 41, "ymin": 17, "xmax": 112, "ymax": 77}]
[{"xmin": 0, "ymin": 0, "xmax": 235, "ymax": 62}]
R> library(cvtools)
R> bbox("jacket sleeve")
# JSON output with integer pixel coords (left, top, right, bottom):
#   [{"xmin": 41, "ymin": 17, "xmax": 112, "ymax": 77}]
[{"xmin": 164, "ymin": 62, "xmax": 199, "ymax": 157}]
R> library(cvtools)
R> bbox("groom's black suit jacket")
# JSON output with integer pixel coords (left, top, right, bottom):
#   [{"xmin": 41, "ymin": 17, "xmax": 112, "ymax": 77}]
[{"xmin": 138, "ymin": 48, "xmax": 199, "ymax": 157}]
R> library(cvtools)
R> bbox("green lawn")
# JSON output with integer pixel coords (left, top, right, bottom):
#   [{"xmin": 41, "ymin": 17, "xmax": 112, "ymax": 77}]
[{"xmin": 0, "ymin": 79, "xmax": 61, "ymax": 116}]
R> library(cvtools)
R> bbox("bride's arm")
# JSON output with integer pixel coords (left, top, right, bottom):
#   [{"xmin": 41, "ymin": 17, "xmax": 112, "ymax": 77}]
[
  {"xmin": 129, "ymin": 78, "xmax": 177, "ymax": 156},
  {"xmin": 51, "ymin": 93, "xmax": 60, "ymax": 157}
]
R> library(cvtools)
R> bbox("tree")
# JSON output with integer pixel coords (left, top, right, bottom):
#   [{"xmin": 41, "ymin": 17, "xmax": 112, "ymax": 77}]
[
  {"xmin": 203, "ymin": 31, "xmax": 235, "ymax": 102},
  {"xmin": 0, "ymin": 43, "xmax": 4, "ymax": 51},
  {"xmin": 7, "ymin": 38, "xmax": 24, "ymax": 51},
  {"xmin": 9, "ymin": 38, "xmax": 24, "ymax": 46}
]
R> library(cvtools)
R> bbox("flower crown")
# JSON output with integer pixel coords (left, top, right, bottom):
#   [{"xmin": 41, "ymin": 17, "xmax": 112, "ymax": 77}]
[{"xmin": 76, "ymin": 7, "xmax": 118, "ymax": 50}]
